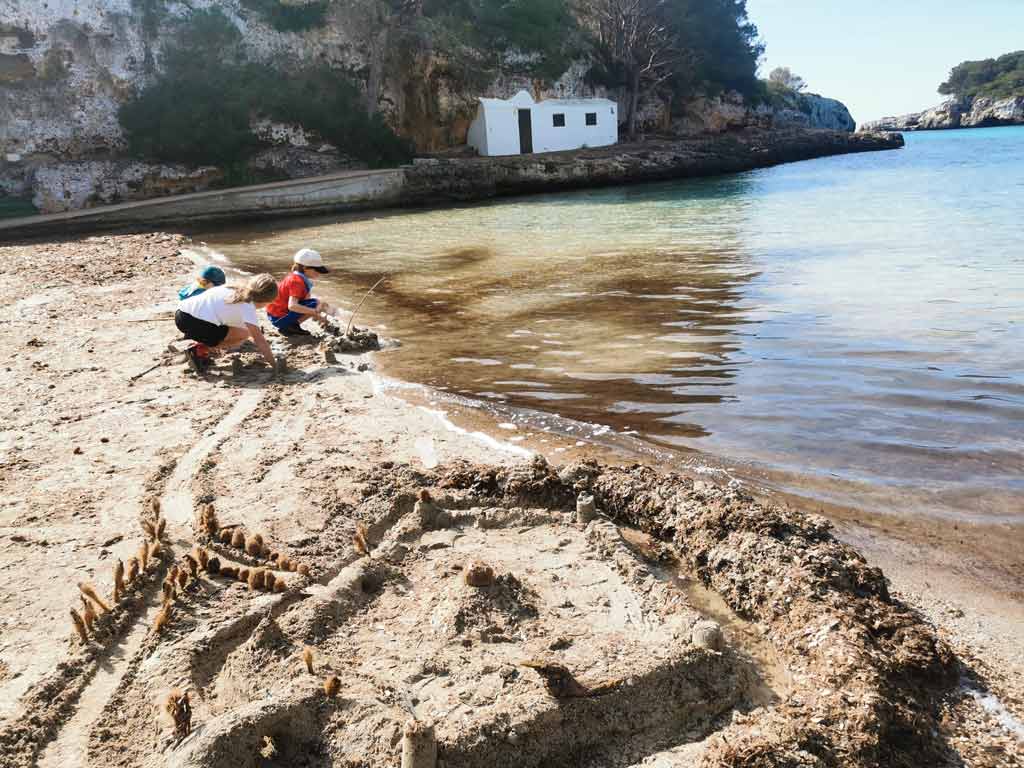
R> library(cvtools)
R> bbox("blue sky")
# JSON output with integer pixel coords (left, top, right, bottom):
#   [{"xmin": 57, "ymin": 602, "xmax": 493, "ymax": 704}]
[{"xmin": 746, "ymin": 0, "xmax": 1024, "ymax": 124}]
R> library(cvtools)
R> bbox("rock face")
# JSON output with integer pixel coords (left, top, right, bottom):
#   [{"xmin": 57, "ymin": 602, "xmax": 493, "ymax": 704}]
[
  {"xmin": 670, "ymin": 91, "xmax": 855, "ymax": 136},
  {"xmin": 0, "ymin": 0, "xmax": 863, "ymax": 214},
  {"xmin": 402, "ymin": 129, "xmax": 901, "ymax": 206},
  {"xmin": 861, "ymin": 95, "xmax": 1024, "ymax": 131},
  {"xmin": 29, "ymin": 162, "xmax": 224, "ymax": 213},
  {"xmin": 778, "ymin": 93, "xmax": 856, "ymax": 131}
]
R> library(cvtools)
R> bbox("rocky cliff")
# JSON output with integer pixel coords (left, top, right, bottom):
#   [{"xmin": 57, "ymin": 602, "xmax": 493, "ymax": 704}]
[
  {"xmin": 861, "ymin": 94, "xmax": 1024, "ymax": 131},
  {"xmin": 671, "ymin": 91, "xmax": 855, "ymax": 135},
  {"xmin": 0, "ymin": 0, "xmax": 860, "ymax": 215}
]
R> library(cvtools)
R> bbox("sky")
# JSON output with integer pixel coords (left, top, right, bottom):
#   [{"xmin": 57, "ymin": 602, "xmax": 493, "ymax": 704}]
[{"xmin": 746, "ymin": 0, "xmax": 1024, "ymax": 124}]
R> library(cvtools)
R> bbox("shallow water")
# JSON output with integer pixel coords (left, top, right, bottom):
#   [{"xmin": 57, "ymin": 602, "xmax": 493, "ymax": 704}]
[{"xmin": 204, "ymin": 126, "xmax": 1024, "ymax": 523}]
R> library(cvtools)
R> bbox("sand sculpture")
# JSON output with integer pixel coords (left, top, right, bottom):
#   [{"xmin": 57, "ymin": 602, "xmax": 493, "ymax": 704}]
[{"xmin": 0, "ymin": 456, "xmax": 972, "ymax": 768}]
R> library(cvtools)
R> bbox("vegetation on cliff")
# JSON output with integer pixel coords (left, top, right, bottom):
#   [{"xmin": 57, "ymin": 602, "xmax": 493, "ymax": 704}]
[
  {"xmin": 423, "ymin": 0, "xmax": 583, "ymax": 82},
  {"xmin": 586, "ymin": 0, "xmax": 762, "ymax": 137},
  {"xmin": 119, "ymin": 0, "xmax": 764, "ymax": 169},
  {"xmin": 238, "ymin": 0, "xmax": 330, "ymax": 31},
  {"xmin": 939, "ymin": 50, "xmax": 1024, "ymax": 101},
  {"xmin": 119, "ymin": 10, "xmax": 412, "ymax": 174}
]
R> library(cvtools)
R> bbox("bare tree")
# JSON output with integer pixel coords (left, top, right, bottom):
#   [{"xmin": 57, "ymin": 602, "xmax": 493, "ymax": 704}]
[{"xmin": 593, "ymin": 0, "xmax": 683, "ymax": 140}]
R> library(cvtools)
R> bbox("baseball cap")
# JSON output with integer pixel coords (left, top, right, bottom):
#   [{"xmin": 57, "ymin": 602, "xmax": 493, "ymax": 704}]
[
  {"xmin": 199, "ymin": 265, "xmax": 226, "ymax": 285},
  {"xmin": 294, "ymin": 248, "xmax": 329, "ymax": 274}
]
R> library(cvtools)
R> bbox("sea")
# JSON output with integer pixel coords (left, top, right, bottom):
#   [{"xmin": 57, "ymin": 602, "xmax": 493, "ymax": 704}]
[{"xmin": 202, "ymin": 126, "xmax": 1024, "ymax": 524}]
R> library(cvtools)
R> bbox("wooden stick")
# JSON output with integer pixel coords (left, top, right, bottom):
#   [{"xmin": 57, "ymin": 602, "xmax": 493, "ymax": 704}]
[
  {"xmin": 129, "ymin": 359, "xmax": 166, "ymax": 383},
  {"xmin": 345, "ymin": 276, "xmax": 387, "ymax": 336}
]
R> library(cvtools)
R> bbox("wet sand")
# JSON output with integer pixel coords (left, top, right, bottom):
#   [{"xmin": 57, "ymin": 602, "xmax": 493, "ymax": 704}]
[{"xmin": 0, "ymin": 233, "xmax": 1021, "ymax": 766}]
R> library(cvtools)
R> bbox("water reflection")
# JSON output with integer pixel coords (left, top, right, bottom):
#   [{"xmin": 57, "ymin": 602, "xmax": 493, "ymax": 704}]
[{"xmin": 219, "ymin": 178, "xmax": 760, "ymax": 440}]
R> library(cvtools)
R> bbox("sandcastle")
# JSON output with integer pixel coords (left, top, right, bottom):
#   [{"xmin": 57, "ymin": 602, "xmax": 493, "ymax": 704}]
[{"xmin": 0, "ymin": 457, "xmax": 965, "ymax": 768}]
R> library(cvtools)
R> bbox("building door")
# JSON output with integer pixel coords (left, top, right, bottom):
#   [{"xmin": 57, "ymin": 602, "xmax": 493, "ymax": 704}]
[{"xmin": 518, "ymin": 109, "xmax": 533, "ymax": 154}]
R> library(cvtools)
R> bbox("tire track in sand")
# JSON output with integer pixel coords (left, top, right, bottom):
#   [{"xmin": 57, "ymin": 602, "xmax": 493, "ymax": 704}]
[{"xmin": 37, "ymin": 390, "xmax": 265, "ymax": 768}]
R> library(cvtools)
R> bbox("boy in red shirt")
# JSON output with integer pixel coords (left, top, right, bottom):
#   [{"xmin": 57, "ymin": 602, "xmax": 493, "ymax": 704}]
[{"xmin": 266, "ymin": 248, "xmax": 339, "ymax": 336}]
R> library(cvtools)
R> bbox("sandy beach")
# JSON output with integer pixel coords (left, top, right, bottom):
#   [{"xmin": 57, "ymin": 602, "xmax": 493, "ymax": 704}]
[{"xmin": 1, "ymin": 233, "xmax": 1021, "ymax": 767}]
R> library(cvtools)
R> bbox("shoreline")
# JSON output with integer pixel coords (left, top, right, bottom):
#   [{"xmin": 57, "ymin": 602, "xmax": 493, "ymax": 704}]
[
  {"xmin": 861, "ymin": 121, "xmax": 1024, "ymax": 133},
  {"xmin": 375, "ymin": 366, "xmax": 1024, "ymax": 662},
  {"xmin": 1, "ymin": 233, "xmax": 1021, "ymax": 765},
  {"xmin": 0, "ymin": 128, "xmax": 902, "ymax": 240}
]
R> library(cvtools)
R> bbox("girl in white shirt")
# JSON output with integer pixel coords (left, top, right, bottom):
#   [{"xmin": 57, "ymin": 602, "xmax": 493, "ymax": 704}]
[{"xmin": 176, "ymin": 274, "xmax": 278, "ymax": 372}]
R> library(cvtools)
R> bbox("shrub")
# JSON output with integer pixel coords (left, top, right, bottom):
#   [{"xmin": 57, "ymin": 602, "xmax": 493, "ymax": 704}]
[
  {"xmin": 119, "ymin": 8, "xmax": 410, "ymax": 171},
  {"xmin": 257, "ymin": 65, "xmax": 413, "ymax": 167},
  {"xmin": 239, "ymin": 0, "xmax": 329, "ymax": 32},
  {"xmin": 939, "ymin": 50, "xmax": 1024, "ymax": 100},
  {"xmin": 0, "ymin": 196, "xmax": 38, "ymax": 219}
]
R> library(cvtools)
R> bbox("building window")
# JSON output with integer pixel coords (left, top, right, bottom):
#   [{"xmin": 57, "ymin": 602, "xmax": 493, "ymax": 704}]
[
  {"xmin": 552, "ymin": 113, "xmax": 566, "ymax": 127},
  {"xmin": 585, "ymin": 112, "xmax": 597, "ymax": 126}
]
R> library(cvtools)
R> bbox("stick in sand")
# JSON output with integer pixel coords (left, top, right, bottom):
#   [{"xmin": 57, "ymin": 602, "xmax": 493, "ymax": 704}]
[{"xmin": 345, "ymin": 276, "xmax": 387, "ymax": 337}]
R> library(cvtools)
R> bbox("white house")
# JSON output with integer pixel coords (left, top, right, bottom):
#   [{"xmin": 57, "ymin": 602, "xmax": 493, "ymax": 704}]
[{"xmin": 467, "ymin": 90, "xmax": 618, "ymax": 157}]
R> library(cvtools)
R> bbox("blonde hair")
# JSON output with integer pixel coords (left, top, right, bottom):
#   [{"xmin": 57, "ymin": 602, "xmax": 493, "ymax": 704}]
[{"xmin": 228, "ymin": 274, "xmax": 278, "ymax": 305}]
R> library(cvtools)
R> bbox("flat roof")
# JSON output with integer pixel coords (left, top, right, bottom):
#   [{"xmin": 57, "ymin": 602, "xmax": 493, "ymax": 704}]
[{"xmin": 478, "ymin": 96, "xmax": 616, "ymax": 108}]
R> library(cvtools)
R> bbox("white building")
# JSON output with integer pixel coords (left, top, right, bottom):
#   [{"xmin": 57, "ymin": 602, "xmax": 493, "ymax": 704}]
[{"xmin": 467, "ymin": 90, "xmax": 618, "ymax": 157}]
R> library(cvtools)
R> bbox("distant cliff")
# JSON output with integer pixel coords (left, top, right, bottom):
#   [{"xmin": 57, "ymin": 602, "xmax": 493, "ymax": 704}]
[
  {"xmin": 861, "ymin": 95, "xmax": 1024, "ymax": 132},
  {"xmin": 861, "ymin": 51, "xmax": 1024, "ymax": 131}
]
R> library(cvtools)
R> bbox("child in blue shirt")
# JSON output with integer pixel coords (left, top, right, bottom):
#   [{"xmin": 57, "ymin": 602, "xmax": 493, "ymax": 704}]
[{"xmin": 178, "ymin": 265, "xmax": 227, "ymax": 301}]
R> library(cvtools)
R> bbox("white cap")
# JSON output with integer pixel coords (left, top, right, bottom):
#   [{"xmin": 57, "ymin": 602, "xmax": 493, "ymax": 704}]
[{"xmin": 293, "ymin": 248, "xmax": 328, "ymax": 273}]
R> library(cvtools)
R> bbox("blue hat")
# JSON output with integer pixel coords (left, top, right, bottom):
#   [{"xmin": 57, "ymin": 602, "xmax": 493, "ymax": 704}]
[{"xmin": 199, "ymin": 265, "xmax": 226, "ymax": 286}]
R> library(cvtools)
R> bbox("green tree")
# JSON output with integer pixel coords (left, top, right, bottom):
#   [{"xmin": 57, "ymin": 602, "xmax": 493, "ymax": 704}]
[
  {"xmin": 939, "ymin": 51, "xmax": 1024, "ymax": 100},
  {"xmin": 119, "ymin": 9, "xmax": 257, "ymax": 166},
  {"xmin": 768, "ymin": 66, "xmax": 805, "ymax": 93}
]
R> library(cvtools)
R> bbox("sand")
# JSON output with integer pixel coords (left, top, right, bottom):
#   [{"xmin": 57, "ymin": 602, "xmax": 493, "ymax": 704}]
[{"xmin": 0, "ymin": 233, "xmax": 1021, "ymax": 767}]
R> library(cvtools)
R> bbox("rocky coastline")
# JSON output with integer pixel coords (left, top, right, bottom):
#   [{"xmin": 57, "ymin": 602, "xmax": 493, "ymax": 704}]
[
  {"xmin": 0, "ymin": 128, "xmax": 902, "ymax": 240},
  {"xmin": 861, "ymin": 94, "xmax": 1024, "ymax": 131},
  {"xmin": 402, "ymin": 127, "xmax": 898, "ymax": 204},
  {"xmin": 1, "ymin": 0, "xmax": 861, "ymax": 219}
]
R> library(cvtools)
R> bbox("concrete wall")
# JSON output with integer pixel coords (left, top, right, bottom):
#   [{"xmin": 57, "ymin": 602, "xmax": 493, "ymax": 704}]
[
  {"xmin": 530, "ymin": 102, "xmax": 617, "ymax": 153},
  {"xmin": 0, "ymin": 168, "xmax": 405, "ymax": 239},
  {"xmin": 469, "ymin": 92, "xmax": 618, "ymax": 157}
]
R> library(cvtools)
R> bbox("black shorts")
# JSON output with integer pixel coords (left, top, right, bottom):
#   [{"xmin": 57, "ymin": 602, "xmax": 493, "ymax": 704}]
[{"xmin": 175, "ymin": 310, "xmax": 229, "ymax": 347}]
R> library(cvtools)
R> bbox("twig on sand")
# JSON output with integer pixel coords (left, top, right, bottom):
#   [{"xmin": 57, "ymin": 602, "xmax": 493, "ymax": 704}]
[
  {"xmin": 129, "ymin": 359, "xmax": 167, "ymax": 384},
  {"xmin": 130, "ymin": 348, "xmax": 179, "ymax": 384},
  {"xmin": 126, "ymin": 316, "xmax": 173, "ymax": 323},
  {"xmin": 345, "ymin": 276, "xmax": 387, "ymax": 336}
]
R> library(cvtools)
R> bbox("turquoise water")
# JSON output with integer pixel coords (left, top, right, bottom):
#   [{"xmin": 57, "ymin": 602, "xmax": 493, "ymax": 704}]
[{"xmin": 208, "ymin": 126, "xmax": 1024, "ymax": 522}]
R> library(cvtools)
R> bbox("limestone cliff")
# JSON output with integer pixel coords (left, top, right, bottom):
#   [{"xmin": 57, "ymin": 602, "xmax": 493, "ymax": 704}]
[
  {"xmin": 670, "ymin": 91, "xmax": 855, "ymax": 136},
  {"xmin": 0, "ymin": 0, "xmax": 860, "ymax": 215},
  {"xmin": 861, "ymin": 95, "xmax": 1024, "ymax": 131}
]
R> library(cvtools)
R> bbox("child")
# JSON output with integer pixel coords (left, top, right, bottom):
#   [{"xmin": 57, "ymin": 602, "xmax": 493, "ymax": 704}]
[
  {"xmin": 178, "ymin": 264, "xmax": 226, "ymax": 301},
  {"xmin": 265, "ymin": 248, "xmax": 339, "ymax": 336},
  {"xmin": 175, "ymin": 274, "xmax": 279, "ymax": 373}
]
